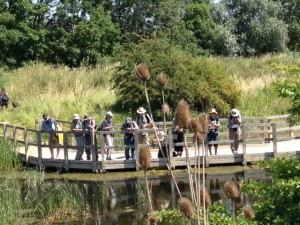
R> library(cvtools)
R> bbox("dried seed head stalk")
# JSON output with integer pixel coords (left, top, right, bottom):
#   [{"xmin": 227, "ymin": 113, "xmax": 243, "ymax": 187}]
[
  {"xmin": 178, "ymin": 197, "xmax": 194, "ymax": 217},
  {"xmin": 156, "ymin": 72, "xmax": 168, "ymax": 88},
  {"xmin": 199, "ymin": 186, "xmax": 212, "ymax": 207},
  {"xmin": 174, "ymin": 99, "xmax": 191, "ymax": 129},
  {"xmin": 139, "ymin": 147, "xmax": 151, "ymax": 169},
  {"xmin": 149, "ymin": 214, "xmax": 159, "ymax": 224},
  {"xmin": 162, "ymin": 103, "xmax": 170, "ymax": 116},
  {"xmin": 135, "ymin": 63, "xmax": 151, "ymax": 81},
  {"xmin": 224, "ymin": 181, "xmax": 240, "ymax": 199},
  {"xmin": 244, "ymin": 206, "xmax": 255, "ymax": 220}
]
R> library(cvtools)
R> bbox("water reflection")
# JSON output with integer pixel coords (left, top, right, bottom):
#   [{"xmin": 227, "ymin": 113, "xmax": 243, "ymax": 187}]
[{"xmin": 47, "ymin": 170, "xmax": 271, "ymax": 225}]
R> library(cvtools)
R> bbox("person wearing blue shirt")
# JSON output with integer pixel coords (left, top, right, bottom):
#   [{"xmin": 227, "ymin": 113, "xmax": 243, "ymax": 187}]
[{"xmin": 41, "ymin": 113, "xmax": 60, "ymax": 159}]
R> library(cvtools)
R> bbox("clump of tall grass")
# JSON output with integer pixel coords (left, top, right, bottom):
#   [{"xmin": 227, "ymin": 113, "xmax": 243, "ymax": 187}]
[
  {"xmin": 1, "ymin": 63, "xmax": 117, "ymax": 127},
  {"xmin": 0, "ymin": 139, "xmax": 21, "ymax": 171},
  {"xmin": 0, "ymin": 175, "xmax": 23, "ymax": 225}
]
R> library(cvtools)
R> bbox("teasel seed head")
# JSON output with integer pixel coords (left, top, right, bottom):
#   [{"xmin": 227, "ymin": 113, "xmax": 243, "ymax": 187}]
[
  {"xmin": 139, "ymin": 147, "xmax": 151, "ymax": 170},
  {"xmin": 178, "ymin": 197, "xmax": 194, "ymax": 217},
  {"xmin": 189, "ymin": 114, "xmax": 208, "ymax": 134},
  {"xmin": 199, "ymin": 186, "xmax": 212, "ymax": 207},
  {"xmin": 244, "ymin": 206, "xmax": 255, "ymax": 220},
  {"xmin": 149, "ymin": 214, "xmax": 159, "ymax": 224},
  {"xmin": 156, "ymin": 72, "xmax": 168, "ymax": 88},
  {"xmin": 135, "ymin": 63, "xmax": 151, "ymax": 81},
  {"xmin": 224, "ymin": 181, "xmax": 240, "ymax": 199},
  {"xmin": 174, "ymin": 99, "xmax": 191, "ymax": 129},
  {"xmin": 162, "ymin": 103, "xmax": 170, "ymax": 116}
]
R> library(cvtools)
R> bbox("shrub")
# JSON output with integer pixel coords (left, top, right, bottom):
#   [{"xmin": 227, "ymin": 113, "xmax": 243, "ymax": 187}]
[{"xmin": 113, "ymin": 38, "xmax": 240, "ymax": 118}]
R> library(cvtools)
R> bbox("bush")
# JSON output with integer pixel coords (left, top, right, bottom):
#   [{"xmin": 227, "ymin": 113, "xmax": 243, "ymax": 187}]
[{"xmin": 113, "ymin": 38, "xmax": 240, "ymax": 118}]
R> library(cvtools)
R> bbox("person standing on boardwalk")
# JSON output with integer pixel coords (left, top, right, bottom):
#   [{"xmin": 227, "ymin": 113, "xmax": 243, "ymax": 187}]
[
  {"xmin": 71, "ymin": 113, "xmax": 84, "ymax": 160},
  {"xmin": 207, "ymin": 108, "xmax": 220, "ymax": 155},
  {"xmin": 100, "ymin": 111, "xmax": 114, "ymax": 160},
  {"xmin": 121, "ymin": 117, "xmax": 138, "ymax": 160},
  {"xmin": 41, "ymin": 113, "xmax": 60, "ymax": 159},
  {"xmin": 136, "ymin": 107, "xmax": 152, "ymax": 144},
  {"xmin": 228, "ymin": 108, "xmax": 242, "ymax": 154},
  {"xmin": 172, "ymin": 119, "xmax": 184, "ymax": 157},
  {"xmin": 82, "ymin": 115, "xmax": 96, "ymax": 160}
]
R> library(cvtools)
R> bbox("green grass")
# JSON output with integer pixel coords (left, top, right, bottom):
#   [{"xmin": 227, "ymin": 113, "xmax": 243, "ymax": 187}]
[
  {"xmin": 0, "ymin": 54, "xmax": 299, "ymax": 128},
  {"xmin": 0, "ymin": 139, "xmax": 21, "ymax": 171}
]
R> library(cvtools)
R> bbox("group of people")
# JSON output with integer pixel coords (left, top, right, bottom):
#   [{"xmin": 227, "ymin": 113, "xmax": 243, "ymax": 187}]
[
  {"xmin": 207, "ymin": 108, "xmax": 242, "ymax": 155},
  {"xmin": 41, "ymin": 106, "xmax": 242, "ymax": 160}
]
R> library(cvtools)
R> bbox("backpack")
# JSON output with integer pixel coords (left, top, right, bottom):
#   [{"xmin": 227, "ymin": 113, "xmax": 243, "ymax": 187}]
[{"xmin": 1, "ymin": 95, "xmax": 9, "ymax": 104}]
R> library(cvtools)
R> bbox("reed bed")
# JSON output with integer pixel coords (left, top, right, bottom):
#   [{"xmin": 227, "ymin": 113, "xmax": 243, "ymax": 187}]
[{"xmin": 0, "ymin": 63, "xmax": 117, "ymax": 127}]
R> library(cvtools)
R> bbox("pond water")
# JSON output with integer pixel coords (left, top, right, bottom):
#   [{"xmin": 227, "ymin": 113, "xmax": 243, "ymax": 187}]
[{"xmin": 45, "ymin": 169, "xmax": 270, "ymax": 225}]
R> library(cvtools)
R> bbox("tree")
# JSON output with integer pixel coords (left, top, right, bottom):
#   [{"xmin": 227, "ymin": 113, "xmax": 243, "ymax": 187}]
[
  {"xmin": 272, "ymin": 65, "xmax": 300, "ymax": 125},
  {"xmin": 243, "ymin": 156, "xmax": 300, "ymax": 224},
  {"xmin": 183, "ymin": 2, "xmax": 217, "ymax": 52},
  {"xmin": 211, "ymin": 0, "xmax": 289, "ymax": 56},
  {"xmin": 112, "ymin": 38, "xmax": 240, "ymax": 118}
]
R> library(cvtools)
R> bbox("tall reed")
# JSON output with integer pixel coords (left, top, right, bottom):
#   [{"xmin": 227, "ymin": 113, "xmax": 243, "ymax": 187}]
[
  {"xmin": 0, "ymin": 175, "xmax": 23, "ymax": 225},
  {"xmin": 0, "ymin": 139, "xmax": 21, "ymax": 171}
]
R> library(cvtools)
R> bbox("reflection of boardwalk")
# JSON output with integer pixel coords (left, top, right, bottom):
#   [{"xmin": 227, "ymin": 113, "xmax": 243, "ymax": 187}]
[{"xmin": 1, "ymin": 115, "xmax": 300, "ymax": 172}]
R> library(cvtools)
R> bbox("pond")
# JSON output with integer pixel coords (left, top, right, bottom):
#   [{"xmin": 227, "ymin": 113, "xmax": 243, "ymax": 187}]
[
  {"xmin": 0, "ymin": 170, "xmax": 272, "ymax": 225},
  {"xmin": 36, "ymin": 169, "xmax": 269, "ymax": 225}
]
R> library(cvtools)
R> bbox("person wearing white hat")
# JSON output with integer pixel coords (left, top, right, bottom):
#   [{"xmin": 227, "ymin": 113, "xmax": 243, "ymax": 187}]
[
  {"xmin": 100, "ymin": 111, "xmax": 115, "ymax": 160},
  {"xmin": 228, "ymin": 108, "xmax": 242, "ymax": 154},
  {"xmin": 207, "ymin": 108, "xmax": 220, "ymax": 155},
  {"xmin": 71, "ymin": 114, "xmax": 84, "ymax": 160},
  {"xmin": 136, "ymin": 107, "xmax": 152, "ymax": 144}
]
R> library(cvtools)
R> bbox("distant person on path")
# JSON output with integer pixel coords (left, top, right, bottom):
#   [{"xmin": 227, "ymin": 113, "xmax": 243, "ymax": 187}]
[
  {"xmin": 71, "ymin": 113, "xmax": 84, "ymax": 160},
  {"xmin": 136, "ymin": 107, "xmax": 152, "ymax": 145},
  {"xmin": 100, "ymin": 111, "xmax": 114, "ymax": 160},
  {"xmin": 121, "ymin": 117, "xmax": 138, "ymax": 160},
  {"xmin": 41, "ymin": 113, "xmax": 60, "ymax": 159},
  {"xmin": 82, "ymin": 115, "xmax": 97, "ymax": 160},
  {"xmin": 0, "ymin": 88, "xmax": 9, "ymax": 109},
  {"xmin": 228, "ymin": 108, "xmax": 242, "ymax": 154},
  {"xmin": 207, "ymin": 108, "xmax": 220, "ymax": 155},
  {"xmin": 172, "ymin": 119, "xmax": 184, "ymax": 157}
]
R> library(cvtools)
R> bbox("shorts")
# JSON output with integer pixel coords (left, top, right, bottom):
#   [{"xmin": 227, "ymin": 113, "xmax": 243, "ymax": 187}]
[{"xmin": 207, "ymin": 134, "xmax": 218, "ymax": 146}]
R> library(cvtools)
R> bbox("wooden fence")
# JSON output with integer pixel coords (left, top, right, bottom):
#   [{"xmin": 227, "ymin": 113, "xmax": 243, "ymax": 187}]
[{"xmin": 1, "ymin": 115, "xmax": 300, "ymax": 173}]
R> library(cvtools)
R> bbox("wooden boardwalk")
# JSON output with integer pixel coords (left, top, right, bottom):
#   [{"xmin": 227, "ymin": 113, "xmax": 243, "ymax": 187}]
[{"xmin": 1, "ymin": 115, "xmax": 300, "ymax": 173}]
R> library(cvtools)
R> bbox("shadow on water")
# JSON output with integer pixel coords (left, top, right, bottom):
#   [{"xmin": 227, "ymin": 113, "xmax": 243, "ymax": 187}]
[{"xmin": 44, "ymin": 169, "xmax": 271, "ymax": 225}]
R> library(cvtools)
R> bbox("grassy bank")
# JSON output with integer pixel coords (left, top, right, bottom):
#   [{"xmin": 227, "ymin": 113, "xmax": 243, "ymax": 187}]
[{"xmin": 0, "ymin": 54, "xmax": 299, "ymax": 128}]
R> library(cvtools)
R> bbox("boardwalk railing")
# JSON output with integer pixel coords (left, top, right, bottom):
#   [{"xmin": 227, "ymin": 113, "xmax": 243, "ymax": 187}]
[{"xmin": 1, "ymin": 115, "xmax": 300, "ymax": 172}]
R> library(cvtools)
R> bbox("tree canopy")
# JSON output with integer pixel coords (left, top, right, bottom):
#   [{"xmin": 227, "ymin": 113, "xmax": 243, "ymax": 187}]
[{"xmin": 0, "ymin": 0, "xmax": 299, "ymax": 68}]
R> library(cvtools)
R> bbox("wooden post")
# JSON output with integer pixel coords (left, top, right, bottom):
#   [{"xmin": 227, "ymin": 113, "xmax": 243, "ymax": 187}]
[
  {"xmin": 267, "ymin": 119, "xmax": 272, "ymax": 143},
  {"xmin": 134, "ymin": 130, "xmax": 139, "ymax": 171},
  {"xmin": 242, "ymin": 125, "xmax": 247, "ymax": 165},
  {"xmin": 168, "ymin": 128, "xmax": 174, "ymax": 169},
  {"xmin": 100, "ymin": 132, "xmax": 106, "ymax": 173},
  {"xmin": 91, "ymin": 130, "xmax": 97, "ymax": 173},
  {"xmin": 13, "ymin": 126, "xmax": 17, "ymax": 152},
  {"xmin": 24, "ymin": 128, "xmax": 29, "ymax": 165},
  {"xmin": 37, "ymin": 131, "xmax": 43, "ymax": 170},
  {"xmin": 272, "ymin": 123, "xmax": 278, "ymax": 158},
  {"xmin": 260, "ymin": 119, "xmax": 264, "ymax": 144},
  {"xmin": 3, "ymin": 123, "xmax": 8, "ymax": 140},
  {"xmin": 63, "ymin": 132, "xmax": 69, "ymax": 172}
]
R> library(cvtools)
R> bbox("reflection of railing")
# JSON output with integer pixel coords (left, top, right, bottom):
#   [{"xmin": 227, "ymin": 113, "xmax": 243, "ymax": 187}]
[{"xmin": 0, "ymin": 115, "xmax": 300, "ymax": 173}]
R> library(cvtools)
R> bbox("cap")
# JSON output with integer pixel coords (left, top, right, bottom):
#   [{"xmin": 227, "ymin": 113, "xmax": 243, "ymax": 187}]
[{"xmin": 106, "ymin": 111, "xmax": 113, "ymax": 117}]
